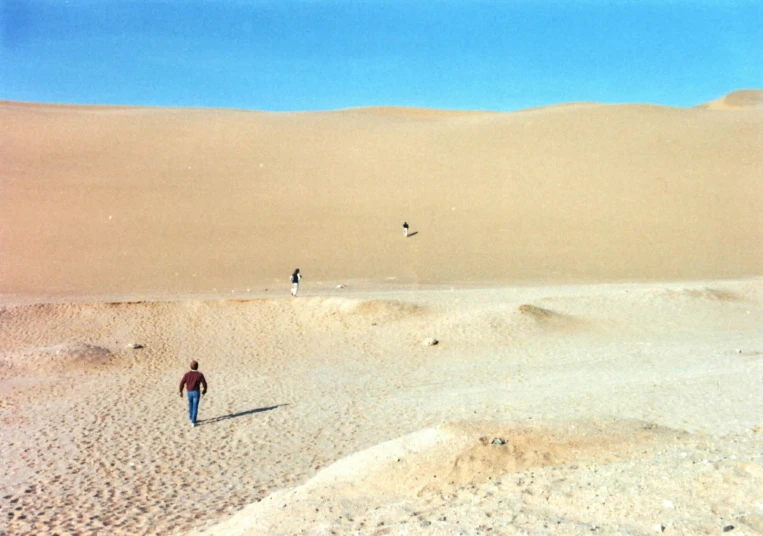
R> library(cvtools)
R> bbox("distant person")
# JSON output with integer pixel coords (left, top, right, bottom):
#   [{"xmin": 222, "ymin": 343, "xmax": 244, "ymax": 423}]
[
  {"xmin": 179, "ymin": 360, "xmax": 207, "ymax": 427},
  {"xmin": 290, "ymin": 268, "xmax": 302, "ymax": 297},
  {"xmin": 403, "ymin": 222, "xmax": 409, "ymax": 237}
]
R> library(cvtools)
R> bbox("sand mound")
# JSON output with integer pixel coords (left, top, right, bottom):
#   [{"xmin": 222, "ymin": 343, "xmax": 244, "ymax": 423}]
[
  {"xmin": 427, "ymin": 302, "xmax": 590, "ymax": 348},
  {"xmin": 516, "ymin": 303, "xmax": 584, "ymax": 330},
  {"xmin": 2, "ymin": 343, "xmax": 115, "ymax": 374},
  {"xmin": 194, "ymin": 419, "xmax": 685, "ymax": 535},
  {"xmin": 307, "ymin": 297, "xmax": 426, "ymax": 321},
  {"xmin": 698, "ymin": 89, "xmax": 763, "ymax": 110},
  {"xmin": 657, "ymin": 286, "xmax": 744, "ymax": 302},
  {"xmin": 517, "ymin": 303, "xmax": 557, "ymax": 319},
  {"xmin": 308, "ymin": 419, "xmax": 679, "ymax": 497}
]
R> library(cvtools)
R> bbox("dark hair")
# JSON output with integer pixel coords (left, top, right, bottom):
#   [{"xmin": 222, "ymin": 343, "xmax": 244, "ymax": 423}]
[
  {"xmin": 293, "ymin": 269, "xmax": 300, "ymax": 275},
  {"xmin": 190, "ymin": 361, "xmax": 198, "ymax": 370}
]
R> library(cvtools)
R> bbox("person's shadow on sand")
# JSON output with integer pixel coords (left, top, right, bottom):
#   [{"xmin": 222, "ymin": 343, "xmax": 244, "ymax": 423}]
[
  {"xmin": 198, "ymin": 404, "xmax": 287, "ymax": 426},
  {"xmin": 407, "ymin": 231, "xmax": 419, "ymax": 238}
]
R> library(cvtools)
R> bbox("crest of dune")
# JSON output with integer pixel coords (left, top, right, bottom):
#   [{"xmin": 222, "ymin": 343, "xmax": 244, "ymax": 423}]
[{"xmin": 696, "ymin": 89, "xmax": 763, "ymax": 109}]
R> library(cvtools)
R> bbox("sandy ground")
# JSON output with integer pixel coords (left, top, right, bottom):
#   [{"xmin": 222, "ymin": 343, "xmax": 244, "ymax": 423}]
[
  {"xmin": 2, "ymin": 92, "xmax": 762, "ymax": 299},
  {"xmin": 1, "ymin": 280, "xmax": 762, "ymax": 535},
  {"xmin": 1, "ymin": 91, "xmax": 762, "ymax": 535}
]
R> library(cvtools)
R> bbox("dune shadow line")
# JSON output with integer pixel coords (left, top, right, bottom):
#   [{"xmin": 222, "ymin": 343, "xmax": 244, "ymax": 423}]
[{"xmin": 200, "ymin": 404, "xmax": 287, "ymax": 425}]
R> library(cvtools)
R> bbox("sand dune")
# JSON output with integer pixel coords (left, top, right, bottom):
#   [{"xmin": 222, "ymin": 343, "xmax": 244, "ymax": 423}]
[
  {"xmin": 1, "ymin": 92, "xmax": 762, "ymax": 301},
  {"xmin": 1, "ymin": 93, "xmax": 762, "ymax": 536},
  {"xmin": 698, "ymin": 89, "xmax": 763, "ymax": 110}
]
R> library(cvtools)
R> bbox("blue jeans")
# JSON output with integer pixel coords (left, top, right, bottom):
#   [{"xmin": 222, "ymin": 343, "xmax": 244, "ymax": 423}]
[{"xmin": 187, "ymin": 391, "xmax": 201, "ymax": 424}]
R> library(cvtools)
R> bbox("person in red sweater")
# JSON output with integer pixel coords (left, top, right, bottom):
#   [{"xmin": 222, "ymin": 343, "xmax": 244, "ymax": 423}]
[{"xmin": 179, "ymin": 361, "xmax": 207, "ymax": 427}]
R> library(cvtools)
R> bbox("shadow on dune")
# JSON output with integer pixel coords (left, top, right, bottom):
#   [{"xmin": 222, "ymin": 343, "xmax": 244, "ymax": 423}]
[
  {"xmin": 199, "ymin": 404, "xmax": 287, "ymax": 426},
  {"xmin": 406, "ymin": 231, "xmax": 418, "ymax": 238}
]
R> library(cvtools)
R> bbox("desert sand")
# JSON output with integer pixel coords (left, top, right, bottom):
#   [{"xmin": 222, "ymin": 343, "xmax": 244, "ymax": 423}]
[
  {"xmin": 0, "ymin": 91, "xmax": 762, "ymax": 535},
  {"xmin": 2, "ymin": 91, "xmax": 763, "ymax": 299}
]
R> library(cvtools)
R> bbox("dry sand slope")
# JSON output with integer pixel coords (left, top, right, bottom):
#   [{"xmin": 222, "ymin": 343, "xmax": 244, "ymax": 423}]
[
  {"xmin": 1, "ymin": 91, "xmax": 763, "ymax": 300},
  {"xmin": 1, "ymin": 91, "xmax": 762, "ymax": 535},
  {"xmin": 1, "ymin": 280, "xmax": 762, "ymax": 535}
]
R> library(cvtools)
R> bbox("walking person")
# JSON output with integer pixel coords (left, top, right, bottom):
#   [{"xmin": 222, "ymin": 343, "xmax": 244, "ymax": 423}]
[
  {"xmin": 179, "ymin": 360, "xmax": 207, "ymax": 427},
  {"xmin": 290, "ymin": 268, "xmax": 302, "ymax": 297},
  {"xmin": 403, "ymin": 222, "xmax": 409, "ymax": 237}
]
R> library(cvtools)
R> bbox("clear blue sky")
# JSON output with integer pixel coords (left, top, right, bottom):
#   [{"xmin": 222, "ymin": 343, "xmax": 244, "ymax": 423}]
[{"xmin": 1, "ymin": 0, "xmax": 761, "ymax": 112}]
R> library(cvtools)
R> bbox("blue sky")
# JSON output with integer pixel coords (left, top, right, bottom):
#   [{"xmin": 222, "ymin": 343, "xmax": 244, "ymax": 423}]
[{"xmin": 1, "ymin": 0, "xmax": 761, "ymax": 111}]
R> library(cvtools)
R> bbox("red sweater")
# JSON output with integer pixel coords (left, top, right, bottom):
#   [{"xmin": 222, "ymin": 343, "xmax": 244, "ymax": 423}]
[{"xmin": 180, "ymin": 371, "xmax": 207, "ymax": 394}]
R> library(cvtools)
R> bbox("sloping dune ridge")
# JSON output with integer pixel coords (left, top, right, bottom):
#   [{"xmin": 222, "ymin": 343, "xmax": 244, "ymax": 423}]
[
  {"xmin": 1, "ymin": 91, "xmax": 762, "ymax": 301},
  {"xmin": 1, "ymin": 92, "xmax": 762, "ymax": 536},
  {"xmin": 697, "ymin": 89, "xmax": 763, "ymax": 110}
]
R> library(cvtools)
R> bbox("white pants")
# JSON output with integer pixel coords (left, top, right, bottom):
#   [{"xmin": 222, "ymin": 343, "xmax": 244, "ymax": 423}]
[{"xmin": 291, "ymin": 283, "xmax": 299, "ymax": 296}]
